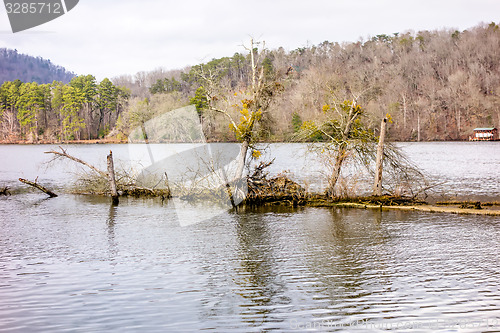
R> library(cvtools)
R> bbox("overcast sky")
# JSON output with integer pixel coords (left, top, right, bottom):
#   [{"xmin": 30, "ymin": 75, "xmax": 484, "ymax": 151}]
[{"xmin": 1, "ymin": 0, "xmax": 499, "ymax": 80}]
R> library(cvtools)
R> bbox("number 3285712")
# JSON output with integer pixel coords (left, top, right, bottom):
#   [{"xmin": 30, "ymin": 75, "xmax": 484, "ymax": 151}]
[{"xmin": 5, "ymin": 2, "xmax": 62, "ymax": 14}]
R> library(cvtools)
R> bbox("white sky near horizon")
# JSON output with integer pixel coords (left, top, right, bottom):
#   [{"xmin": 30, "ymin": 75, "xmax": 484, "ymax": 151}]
[{"xmin": 0, "ymin": 0, "xmax": 499, "ymax": 81}]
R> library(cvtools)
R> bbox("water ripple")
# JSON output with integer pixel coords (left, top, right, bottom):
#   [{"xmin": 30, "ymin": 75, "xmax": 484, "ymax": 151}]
[{"xmin": 0, "ymin": 193, "xmax": 499, "ymax": 331}]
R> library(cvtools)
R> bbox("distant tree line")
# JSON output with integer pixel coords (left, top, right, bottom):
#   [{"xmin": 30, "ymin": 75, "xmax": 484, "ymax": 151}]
[
  {"xmin": 1, "ymin": 22, "xmax": 499, "ymax": 142},
  {"xmin": 112, "ymin": 22, "xmax": 500, "ymax": 142},
  {"xmin": 0, "ymin": 48, "xmax": 75, "ymax": 84},
  {"xmin": 0, "ymin": 75, "xmax": 129, "ymax": 141}
]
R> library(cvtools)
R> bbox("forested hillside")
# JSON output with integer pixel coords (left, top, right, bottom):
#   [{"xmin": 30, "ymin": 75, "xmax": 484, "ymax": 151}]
[
  {"xmin": 0, "ymin": 48, "xmax": 75, "ymax": 84},
  {"xmin": 116, "ymin": 22, "xmax": 500, "ymax": 142},
  {"xmin": 1, "ymin": 22, "xmax": 499, "ymax": 142},
  {"xmin": 0, "ymin": 76, "xmax": 128, "ymax": 141}
]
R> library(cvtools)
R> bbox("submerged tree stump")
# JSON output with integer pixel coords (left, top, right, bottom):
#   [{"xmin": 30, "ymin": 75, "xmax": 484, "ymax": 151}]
[{"xmin": 107, "ymin": 151, "xmax": 119, "ymax": 205}]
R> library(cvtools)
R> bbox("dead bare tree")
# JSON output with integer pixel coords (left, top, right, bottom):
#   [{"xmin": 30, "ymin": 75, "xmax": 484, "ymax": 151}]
[
  {"xmin": 295, "ymin": 95, "xmax": 429, "ymax": 199},
  {"xmin": 45, "ymin": 146, "xmax": 170, "ymax": 199},
  {"xmin": 295, "ymin": 96, "xmax": 372, "ymax": 197},
  {"xmin": 193, "ymin": 38, "xmax": 283, "ymax": 181}
]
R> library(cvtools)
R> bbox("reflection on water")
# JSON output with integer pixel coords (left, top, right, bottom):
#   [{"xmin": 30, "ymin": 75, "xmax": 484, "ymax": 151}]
[
  {"xmin": 233, "ymin": 212, "xmax": 288, "ymax": 329},
  {"xmin": 0, "ymin": 142, "xmax": 500, "ymax": 331},
  {"xmin": 0, "ymin": 195, "xmax": 499, "ymax": 331},
  {"xmin": 106, "ymin": 204, "xmax": 118, "ymax": 258}
]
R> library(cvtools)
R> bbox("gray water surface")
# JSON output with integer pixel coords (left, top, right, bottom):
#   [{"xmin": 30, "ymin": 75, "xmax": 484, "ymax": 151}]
[{"xmin": 0, "ymin": 143, "xmax": 499, "ymax": 332}]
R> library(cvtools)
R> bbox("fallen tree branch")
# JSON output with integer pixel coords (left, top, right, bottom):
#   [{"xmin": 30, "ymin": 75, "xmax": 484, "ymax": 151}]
[
  {"xmin": 45, "ymin": 146, "xmax": 108, "ymax": 178},
  {"xmin": 410, "ymin": 181, "xmax": 446, "ymax": 199},
  {"xmin": 19, "ymin": 178, "xmax": 58, "ymax": 197}
]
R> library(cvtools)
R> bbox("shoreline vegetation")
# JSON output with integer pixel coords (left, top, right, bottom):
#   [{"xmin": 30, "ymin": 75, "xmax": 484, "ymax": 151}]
[{"xmin": 4, "ymin": 146, "xmax": 498, "ymax": 217}]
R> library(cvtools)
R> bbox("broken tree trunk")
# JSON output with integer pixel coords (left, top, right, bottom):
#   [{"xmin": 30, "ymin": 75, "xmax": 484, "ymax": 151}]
[
  {"xmin": 107, "ymin": 151, "xmax": 119, "ymax": 205},
  {"xmin": 326, "ymin": 145, "xmax": 347, "ymax": 198},
  {"xmin": 19, "ymin": 178, "xmax": 58, "ymax": 197},
  {"xmin": 373, "ymin": 117, "xmax": 387, "ymax": 196},
  {"xmin": 235, "ymin": 140, "xmax": 249, "ymax": 180}
]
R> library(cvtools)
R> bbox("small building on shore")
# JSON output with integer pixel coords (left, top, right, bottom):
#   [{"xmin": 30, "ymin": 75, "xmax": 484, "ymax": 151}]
[{"xmin": 470, "ymin": 127, "xmax": 498, "ymax": 141}]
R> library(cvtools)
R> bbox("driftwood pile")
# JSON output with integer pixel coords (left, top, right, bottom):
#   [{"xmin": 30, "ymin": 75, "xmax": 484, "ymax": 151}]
[{"xmin": 245, "ymin": 160, "xmax": 307, "ymax": 205}]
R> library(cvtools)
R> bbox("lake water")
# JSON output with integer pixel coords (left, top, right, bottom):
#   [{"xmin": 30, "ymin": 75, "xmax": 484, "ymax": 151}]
[{"xmin": 0, "ymin": 142, "xmax": 499, "ymax": 332}]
